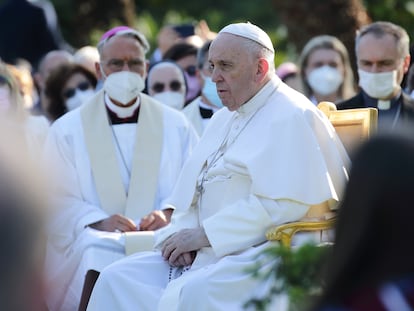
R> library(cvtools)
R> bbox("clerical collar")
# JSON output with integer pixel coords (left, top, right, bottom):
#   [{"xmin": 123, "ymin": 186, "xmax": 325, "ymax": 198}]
[
  {"xmin": 237, "ymin": 76, "xmax": 280, "ymax": 115},
  {"xmin": 199, "ymin": 105, "xmax": 214, "ymax": 119},
  {"xmin": 361, "ymin": 90, "xmax": 402, "ymax": 128},
  {"xmin": 199, "ymin": 96, "xmax": 221, "ymax": 113},
  {"xmin": 197, "ymin": 98, "xmax": 215, "ymax": 119},
  {"xmin": 105, "ymin": 93, "xmax": 140, "ymax": 124},
  {"xmin": 361, "ymin": 90, "xmax": 401, "ymax": 111}
]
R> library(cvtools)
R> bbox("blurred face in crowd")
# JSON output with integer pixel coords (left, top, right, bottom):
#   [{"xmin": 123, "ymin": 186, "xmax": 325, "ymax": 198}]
[
  {"xmin": 305, "ymin": 48, "xmax": 345, "ymax": 80},
  {"xmin": 61, "ymin": 73, "xmax": 95, "ymax": 111},
  {"xmin": 147, "ymin": 62, "xmax": 186, "ymax": 110},
  {"xmin": 304, "ymin": 47, "xmax": 345, "ymax": 97},
  {"xmin": 147, "ymin": 63, "xmax": 186, "ymax": 97},
  {"xmin": 35, "ymin": 51, "xmax": 73, "ymax": 90},
  {"xmin": 174, "ymin": 54, "xmax": 201, "ymax": 102}
]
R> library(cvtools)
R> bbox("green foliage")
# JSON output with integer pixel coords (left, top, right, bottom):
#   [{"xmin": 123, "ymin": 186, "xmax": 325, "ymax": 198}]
[
  {"xmin": 363, "ymin": 0, "xmax": 414, "ymax": 40},
  {"xmin": 44, "ymin": 0, "xmax": 414, "ymax": 65},
  {"xmin": 245, "ymin": 243, "xmax": 331, "ymax": 311}
]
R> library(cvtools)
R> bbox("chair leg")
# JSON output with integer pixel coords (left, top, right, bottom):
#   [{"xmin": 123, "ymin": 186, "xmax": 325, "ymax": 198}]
[{"xmin": 78, "ymin": 269, "xmax": 100, "ymax": 311}]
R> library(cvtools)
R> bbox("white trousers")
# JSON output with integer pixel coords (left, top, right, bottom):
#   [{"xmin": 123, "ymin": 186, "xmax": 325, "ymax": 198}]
[{"xmin": 87, "ymin": 242, "xmax": 289, "ymax": 311}]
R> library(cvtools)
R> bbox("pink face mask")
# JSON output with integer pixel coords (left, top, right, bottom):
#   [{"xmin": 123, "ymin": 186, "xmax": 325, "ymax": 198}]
[
  {"xmin": 184, "ymin": 72, "xmax": 201, "ymax": 102},
  {"xmin": 0, "ymin": 86, "xmax": 11, "ymax": 112}
]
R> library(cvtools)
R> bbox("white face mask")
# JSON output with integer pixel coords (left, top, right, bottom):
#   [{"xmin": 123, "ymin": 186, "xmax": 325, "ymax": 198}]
[
  {"xmin": 65, "ymin": 89, "xmax": 95, "ymax": 111},
  {"xmin": 152, "ymin": 91, "xmax": 185, "ymax": 110},
  {"xmin": 358, "ymin": 69, "xmax": 398, "ymax": 99},
  {"xmin": 307, "ymin": 65, "xmax": 343, "ymax": 96},
  {"xmin": 103, "ymin": 71, "xmax": 144, "ymax": 105}
]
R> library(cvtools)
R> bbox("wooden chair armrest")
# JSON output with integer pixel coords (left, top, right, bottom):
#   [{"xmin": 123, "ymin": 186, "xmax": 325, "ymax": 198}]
[{"xmin": 266, "ymin": 218, "xmax": 336, "ymax": 247}]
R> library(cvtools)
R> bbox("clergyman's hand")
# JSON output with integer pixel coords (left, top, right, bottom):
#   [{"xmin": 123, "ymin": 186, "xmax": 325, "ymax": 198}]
[
  {"xmin": 161, "ymin": 228, "xmax": 210, "ymax": 265},
  {"xmin": 139, "ymin": 208, "xmax": 173, "ymax": 231},
  {"xmin": 88, "ymin": 214, "xmax": 137, "ymax": 232}
]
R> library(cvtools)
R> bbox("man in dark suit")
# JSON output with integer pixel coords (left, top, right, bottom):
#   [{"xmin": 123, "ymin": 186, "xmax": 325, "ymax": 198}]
[{"xmin": 337, "ymin": 21, "xmax": 414, "ymax": 130}]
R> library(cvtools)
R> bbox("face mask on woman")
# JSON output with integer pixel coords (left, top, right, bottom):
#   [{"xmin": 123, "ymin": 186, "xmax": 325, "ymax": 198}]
[
  {"xmin": 65, "ymin": 89, "xmax": 95, "ymax": 111},
  {"xmin": 307, "ymin": 65, "xmax": 343, "ymax": 96}
]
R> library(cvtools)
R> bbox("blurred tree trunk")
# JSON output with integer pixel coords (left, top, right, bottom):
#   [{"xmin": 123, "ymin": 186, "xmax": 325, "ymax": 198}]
[
  {"xmin": 272, "ymin": 0, "xmax": 371, "ymax": 78},
  {"xmin": 71, "ymin": 0, "xmax": 136, "ymax": 47}
]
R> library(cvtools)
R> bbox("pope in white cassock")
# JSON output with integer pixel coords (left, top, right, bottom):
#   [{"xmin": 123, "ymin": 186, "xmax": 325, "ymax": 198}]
[
  {"xmin": 43, "ymin": 26, "xmax": 199, "ymax": 311},
  {"xmin": 86, "ymin": 22, "xmax": 350, "ymax": 311}
]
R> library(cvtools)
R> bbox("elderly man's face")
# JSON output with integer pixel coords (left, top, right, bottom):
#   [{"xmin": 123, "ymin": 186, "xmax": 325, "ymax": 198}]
[
  {"xmin": 208, "ymin": 33, "xmax": 258, "ymax": 111},
  {"xmin": 98, "ymin": 36, "xmax": 147, "ymax": 80}
]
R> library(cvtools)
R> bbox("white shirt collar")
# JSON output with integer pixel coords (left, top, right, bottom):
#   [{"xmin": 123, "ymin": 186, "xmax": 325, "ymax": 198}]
[{"xmin": 104, "ymin": 93, "xmax": 140, "ymax": 118}]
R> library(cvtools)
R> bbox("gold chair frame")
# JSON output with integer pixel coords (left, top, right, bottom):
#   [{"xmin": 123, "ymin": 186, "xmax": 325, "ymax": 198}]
[{"xmin": 266, "ymin": 102, "xmax": 378, "ymax": 247}]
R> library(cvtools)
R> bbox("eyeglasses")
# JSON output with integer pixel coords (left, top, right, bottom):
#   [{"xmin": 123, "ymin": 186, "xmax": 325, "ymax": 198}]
[
  {"xmin": 62, "ymin": 81, "xmax": 91, "ymax": 99},
  {"xmin": 185, "ymin": 65, "xmax": 197, "ymax": 77},
  {"xmin": 102, "ymin": 58, "xmax": 144, "ymax": 72},
  {"xmin": 151, "ymin": 80, "xmax": 183, "ymax": 93}
]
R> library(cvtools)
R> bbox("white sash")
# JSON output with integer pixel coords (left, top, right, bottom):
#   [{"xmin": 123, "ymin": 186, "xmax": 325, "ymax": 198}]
[
  {"xmin": 167, "ymin": 110, "xmax": 233, "ymax": 212},
  {"xmin": 80, "ymin": 91, "xmax": 164, "ymax": 220}
]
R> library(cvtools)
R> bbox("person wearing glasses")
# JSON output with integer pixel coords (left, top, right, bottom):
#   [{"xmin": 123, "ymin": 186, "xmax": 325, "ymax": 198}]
[
  {"xmin": 44, "ymin": 63, "xmax": 97, "ymax": 122},
  {"xmin": 146, "ymin": 60, "xmax": 188, "ymax": 110},
  {"xmin": 43, "ymin": 26, "xmax": 199, "ymax": 311}
]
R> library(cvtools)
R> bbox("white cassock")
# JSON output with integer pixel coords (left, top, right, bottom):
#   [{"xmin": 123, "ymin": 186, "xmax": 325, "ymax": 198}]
[
  {"xmin": 182, "ymin": 96, "xmax": 220, "ymax": 136},
  {"xmin": 24, "ymin": 115, "xmax": 50, "ymax": 153},
  {"xmin": 0, "ymin": 114, "xmax": 49, "ymax": 159},
  {"xmin": 43, "ymin": 90, "xmax": 199, "ymax": 311},
  {"xmin": 87, "ymin": 76, "xmax": 350, "ymax": 311}
]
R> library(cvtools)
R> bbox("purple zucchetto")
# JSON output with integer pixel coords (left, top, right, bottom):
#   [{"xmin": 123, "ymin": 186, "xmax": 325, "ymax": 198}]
[{"xmin": 98, "ymin": 26, "xmax": 150, "ymax": 52}]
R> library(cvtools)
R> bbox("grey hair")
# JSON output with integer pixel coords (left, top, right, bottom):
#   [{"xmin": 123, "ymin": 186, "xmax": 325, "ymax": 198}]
[
  {"xmin": 239, "ymin": 38, "xmax": 275, "ymax": 75},
  {"xmin": 356, "ymin": 21, "xmax": 409, "ymax": 58},
  {"xmin": 97, "ymin": 32, "xmax": 150, "ymax": 56}
]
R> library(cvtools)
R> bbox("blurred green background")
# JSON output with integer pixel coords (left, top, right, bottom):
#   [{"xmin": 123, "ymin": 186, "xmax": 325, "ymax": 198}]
[{"xmin": 1, "ymin": 0, "xmax": 414, "ymax": 67}]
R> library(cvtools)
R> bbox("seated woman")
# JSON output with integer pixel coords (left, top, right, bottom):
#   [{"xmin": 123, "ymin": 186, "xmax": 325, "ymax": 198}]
[
  {"xmin": 311, "ymin": 131, "xmax": 414, "ymax": 311},
  {"xmin": 44, "ymin": 63, "xmax": 97, "ymax": 122},
  {"xmin": 299, "ymin": 35, "xmax": 356, "ymax": 105}
]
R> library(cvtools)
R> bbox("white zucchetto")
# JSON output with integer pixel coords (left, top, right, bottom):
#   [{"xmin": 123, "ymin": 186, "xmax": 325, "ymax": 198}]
[{"xmin": 218, "ymin": 22, "xmax": 274, "ymax": 53}]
